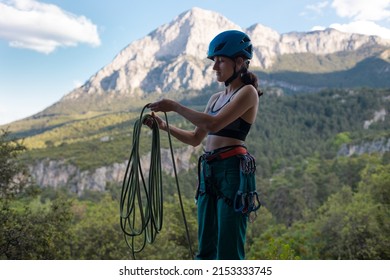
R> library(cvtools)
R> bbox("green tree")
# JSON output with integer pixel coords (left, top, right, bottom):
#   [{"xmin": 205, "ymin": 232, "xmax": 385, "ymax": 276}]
[
  {"xmin": 138, "ymin": 196, "xmax": 198, "ymax": 260},
  {"xmin": 0, "ymin": 129, "xmax": 30, "ymax": 198},
  {"xmin": 70, "ymin": 195, "xmax": 130, "ymax": 259},
  {"xmin": 358, "ymin": 162, "xmax": 390, "ymax": 258},
  {"xmin": 314, "ymin": 186, "xmax": 384, "ymax": 259},
  {"xmin": 247, "ymin": 223, "xmax": 301, "ymax": 260},
  {"xmin": 0, "ymin": 129, "xmax": 74, "ymax": 259}
]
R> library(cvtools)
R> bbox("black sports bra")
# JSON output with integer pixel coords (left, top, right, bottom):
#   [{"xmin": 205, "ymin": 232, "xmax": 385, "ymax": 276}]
[{"xmin": 208, "ymin": 85, "xmax": 251, "ymax": 141}]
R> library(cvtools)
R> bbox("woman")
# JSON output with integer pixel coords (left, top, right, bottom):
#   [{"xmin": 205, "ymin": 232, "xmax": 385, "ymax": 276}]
[{"xmin": 147, "ymin": 30, "xmax": 262, "ymax": 259}]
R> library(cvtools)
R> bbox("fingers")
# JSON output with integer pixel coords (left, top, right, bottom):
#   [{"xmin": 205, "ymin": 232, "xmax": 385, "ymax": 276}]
[
  {"xmin": 142, "ymin": 112, "xmax": 165, "ymax": 130},
  {"xmin": 142, "ymin": 115, "xmax": 154, "ymax": 128},
  {"xmin": 147, "ymin": 101, "xmax": 160, "ymax": 112},
  {"xmin": 147, "ymin": 99, "xmax": 173, "ymax": 112}
]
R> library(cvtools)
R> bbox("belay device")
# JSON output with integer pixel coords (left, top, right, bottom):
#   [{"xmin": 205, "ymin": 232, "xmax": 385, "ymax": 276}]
[{"xmin": 120, "ymin": 104, "xmax": 193, "ymax": 259}]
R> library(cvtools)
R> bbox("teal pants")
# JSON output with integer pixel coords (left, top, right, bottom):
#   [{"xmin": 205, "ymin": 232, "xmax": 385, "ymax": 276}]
[{"xmin": 195, "ymin": 156, "xmax": 247, "ymax": 260}]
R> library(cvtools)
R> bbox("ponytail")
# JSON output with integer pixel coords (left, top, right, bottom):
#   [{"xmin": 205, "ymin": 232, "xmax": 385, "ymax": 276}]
[{"xmin": 240, "ymin": 63, "xmax": 263, "ymax": 97}]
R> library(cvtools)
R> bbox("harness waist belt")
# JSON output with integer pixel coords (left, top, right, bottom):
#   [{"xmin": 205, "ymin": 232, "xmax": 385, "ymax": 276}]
[{"xmin": 204, "ymin": 146, "xmax": 247, "ymax": 162}]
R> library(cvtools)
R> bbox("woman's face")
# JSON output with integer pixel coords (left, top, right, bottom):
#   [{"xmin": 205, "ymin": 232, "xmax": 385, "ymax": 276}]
[{"xmin": 212, "ymin": 56, "xmax": 235, "ymax": 83}]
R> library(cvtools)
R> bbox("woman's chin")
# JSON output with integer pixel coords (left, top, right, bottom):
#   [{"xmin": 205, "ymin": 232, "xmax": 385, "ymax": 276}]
[{"xmin": 215, "ymin": 75, "xmax": 224, "ymax": 83}]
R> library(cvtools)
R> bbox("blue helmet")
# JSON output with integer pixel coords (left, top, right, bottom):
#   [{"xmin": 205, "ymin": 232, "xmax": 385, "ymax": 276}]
[{"xmin": 207, "ymin": 30, "xmax": 253, "ymax": 60}]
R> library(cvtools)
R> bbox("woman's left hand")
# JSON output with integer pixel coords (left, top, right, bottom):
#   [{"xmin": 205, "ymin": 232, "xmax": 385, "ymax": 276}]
[{"xmin": 143, "ymin": 112, "xmax": 167, "ymax": 131}]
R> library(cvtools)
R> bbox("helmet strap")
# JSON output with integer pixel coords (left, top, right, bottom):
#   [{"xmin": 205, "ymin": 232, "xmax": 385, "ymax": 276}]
[
  {"xmin": 224, "ymin": 58, "xmax": 240, "ymax": 86},
  {"xmin": 224, "ymin": 68, "xmax": 238, "ymax": 86},
  {"xmin": 224, "ymin": 57, "xmax": 248, "ymax": 86}
]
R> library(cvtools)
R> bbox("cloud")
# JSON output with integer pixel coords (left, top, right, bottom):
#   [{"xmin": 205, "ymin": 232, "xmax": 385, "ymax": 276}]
[
  {"xmin": 305, "ymin": 1, "xmax": 329, "ymax": 15},
  {"xmin": 0, "ymin": 0, "xmax": 101, "ymax": 54},
  {"xmin": 331, "ymin": 0, "xmax": 390, "ymax": 21},
  {"xmin": 307, "ymin": 0, "xmax": 390, "ymax": 39},
  {"xmin": 329, "ymin": 0, "xmax": 390, "ymax": 39},
  {"xmin": 330, "ymin": 20, "xmax": 390, "ymax": 39},
  {"xmin": 300, "ymin": 1, "xmax": 329, "ymax": 18},
  {"xmin": 311, "ymin": 25, "xmax": 327, "ymax": 31}
]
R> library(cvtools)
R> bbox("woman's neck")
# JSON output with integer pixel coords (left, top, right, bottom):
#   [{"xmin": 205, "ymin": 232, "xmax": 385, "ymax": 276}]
[{"xmin": 225, "ymin": 80, "xmax": 244, "ymax": 95}]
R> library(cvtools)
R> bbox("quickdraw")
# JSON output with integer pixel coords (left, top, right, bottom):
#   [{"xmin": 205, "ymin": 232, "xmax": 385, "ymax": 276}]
[
  {"xmin": 233, "ymin": 191, "xmax": 261, "ymax": 214},
  {"xmin": 239, "ymin": 153, "xmax": 257, "ymax": 174},
  {"xmin": 233, "ymin": 153, "xmax": 261, "ymax": 218}
]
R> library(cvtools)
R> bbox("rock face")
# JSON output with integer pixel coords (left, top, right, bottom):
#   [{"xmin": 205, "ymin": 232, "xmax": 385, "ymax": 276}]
[
  {"xmin": 364, "ymin": 109, "xmax": 387, "ymax": 129},
  {"xmin": 338, "ymin": 138, "xmax": 390, "ymax": 157},
  {"xmin": 63, "ymin": 7, "xmax": 390, "ymax": 99},
  {"xmin": 338, "ymin": 108, "xmax": 389, "ymax": 157},
  {"xmin": 29, "ymin": 146, "xmax": 200, "ymax": 195}
]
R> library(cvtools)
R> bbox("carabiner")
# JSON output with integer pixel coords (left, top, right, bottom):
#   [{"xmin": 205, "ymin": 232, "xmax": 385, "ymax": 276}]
[{"xmin": 250, "ymin": 192, "xmax": 261, "ymax": 212}]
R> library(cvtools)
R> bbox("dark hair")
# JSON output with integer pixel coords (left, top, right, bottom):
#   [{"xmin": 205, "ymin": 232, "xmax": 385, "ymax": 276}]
[{"xmin": 240, "ymin": 63, "xmax": 263, "ymax": 97}]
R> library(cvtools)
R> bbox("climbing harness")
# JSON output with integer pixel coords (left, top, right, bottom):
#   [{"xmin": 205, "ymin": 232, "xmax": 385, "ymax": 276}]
[
  {"xmin": 120, "ymin": 104, "xmax": 193, "ymax": 259},
  {"xmin": 196, "ymin": 145, "xmax": 261, "ymax": 221}
]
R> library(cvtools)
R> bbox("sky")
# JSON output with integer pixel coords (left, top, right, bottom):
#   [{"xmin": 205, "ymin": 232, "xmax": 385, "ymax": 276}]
[{"xmin": 1, "ymin": 0, "xmax": 390, "ymax": 125}]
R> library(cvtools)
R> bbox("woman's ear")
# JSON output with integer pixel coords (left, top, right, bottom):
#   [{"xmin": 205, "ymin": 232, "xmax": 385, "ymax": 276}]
[{"xmin": 235, "ymin": 57, "xmax": 244, "ymax": 66}]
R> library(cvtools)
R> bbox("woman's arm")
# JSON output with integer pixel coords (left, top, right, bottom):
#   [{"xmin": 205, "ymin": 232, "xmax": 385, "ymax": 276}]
[
  {"xmin": 166, "ymin": 125, "xmax": 207, "ymax": 147},
  {"xmin": 145, "ymin": 112, "xmax": 207, "ymax": 147},
  {"xmin": 148, "ymin": 85, "xmax": 258, "ymax": 132}
]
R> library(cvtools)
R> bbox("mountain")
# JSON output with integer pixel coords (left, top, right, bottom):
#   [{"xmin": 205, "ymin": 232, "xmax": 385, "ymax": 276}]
[
  {"xmin": 60, "ymin": 7, "xmax": 390, "ymax": 104},
  {"xmin": 66, "ymin": 7, "xmax": 240, "ymax": 99},
  {"xmin": 4, "ymin": 7, "xmax": 390, "ymax": 128},
  {"xmin": 2, "ymin": 7, "xmax": 390, "ymax": 194}
]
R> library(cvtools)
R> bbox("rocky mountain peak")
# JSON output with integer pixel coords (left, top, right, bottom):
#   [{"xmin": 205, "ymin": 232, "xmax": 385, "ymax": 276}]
[
  {"xmin": 152, "ymin": 7, "xmax": 241, "ymax": 59},
  {"xmin": 62, "ymin": 7, "xmax": 390, "ymax": 100},
  {"xmin": 65, "ymin": 7, "xmax": 239, "ymax": 98},
  {"xmin": 278, "ymin": 28, "xmax": 390, "ymax": 55}
]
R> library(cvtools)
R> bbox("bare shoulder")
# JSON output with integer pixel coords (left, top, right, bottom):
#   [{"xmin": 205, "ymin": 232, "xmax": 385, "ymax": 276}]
[
  {"xmin": 235, "ymin": 85, "xmax": 259, "ymax": 102},
  {"xmin": 242, "ymin": 84, "xmax": 258, "ymax": 96}
]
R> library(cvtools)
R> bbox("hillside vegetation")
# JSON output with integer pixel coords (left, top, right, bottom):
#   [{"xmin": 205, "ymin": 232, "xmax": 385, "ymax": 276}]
[
  {"xmin": 7, "ymin": 87, "xmax": 389, "ymax": 172},
  {"xmin": 1, "ymin": 87, "xmax": 390, "ymax": 259}
]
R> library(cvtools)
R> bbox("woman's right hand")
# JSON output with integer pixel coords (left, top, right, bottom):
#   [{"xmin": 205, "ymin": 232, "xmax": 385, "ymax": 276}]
[{"xmin": 147, "ymin": 99, "xmax": 178, "ymax": 113}]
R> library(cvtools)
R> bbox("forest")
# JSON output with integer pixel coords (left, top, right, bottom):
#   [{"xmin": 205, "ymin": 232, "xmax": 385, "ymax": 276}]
[{"xmin": 1, "ymin": 88, "xmax": 390, "ymax": 260}]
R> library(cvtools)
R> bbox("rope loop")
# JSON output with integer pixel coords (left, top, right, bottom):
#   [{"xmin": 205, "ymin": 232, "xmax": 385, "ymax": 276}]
[{"xmin": 120, "ymin": 104, "xmax": 193, "ymax": 259}]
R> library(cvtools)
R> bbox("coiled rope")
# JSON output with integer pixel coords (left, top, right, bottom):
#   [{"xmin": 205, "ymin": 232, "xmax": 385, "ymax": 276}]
[{"xmin": 120, "ymin": 104, "xmax": 193, "ymax": 259}]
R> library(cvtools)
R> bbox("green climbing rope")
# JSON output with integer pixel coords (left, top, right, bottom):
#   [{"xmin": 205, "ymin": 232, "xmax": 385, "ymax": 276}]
[{"xmin": 120, "ymin": 104, "xmax": 193, "ymax": 259}]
